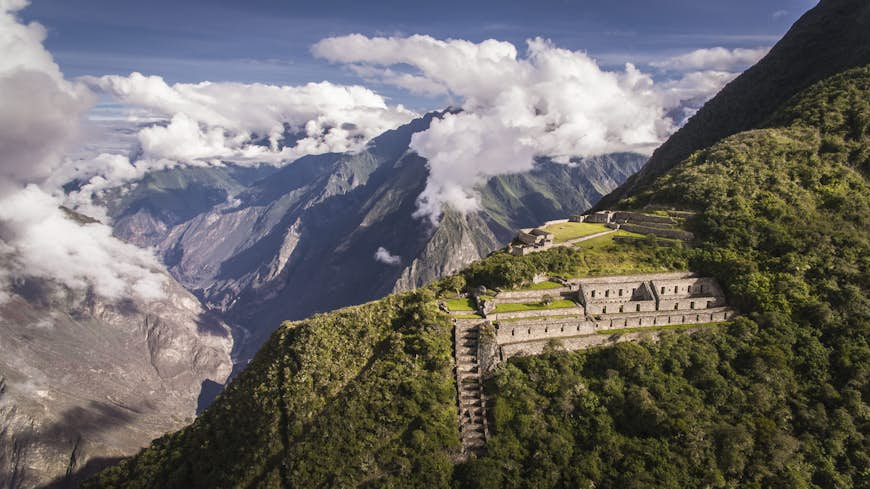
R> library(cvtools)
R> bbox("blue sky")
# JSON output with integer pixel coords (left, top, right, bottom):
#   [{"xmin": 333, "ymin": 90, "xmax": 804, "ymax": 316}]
[{"xmin": 23, "ymin": 0, "xmax": 816, "ymax": 110}]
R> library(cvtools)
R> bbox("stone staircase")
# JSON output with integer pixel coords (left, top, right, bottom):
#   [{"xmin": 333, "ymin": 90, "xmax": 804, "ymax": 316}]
[{"xmin": 454, "ymin": 319, "xmax": 489, "ymax": 457}]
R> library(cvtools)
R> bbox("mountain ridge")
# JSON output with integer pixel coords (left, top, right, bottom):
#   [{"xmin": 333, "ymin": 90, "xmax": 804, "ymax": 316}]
[{"xmin": 596, "ymin": 0, "xmax": 870, "ymax": 209}]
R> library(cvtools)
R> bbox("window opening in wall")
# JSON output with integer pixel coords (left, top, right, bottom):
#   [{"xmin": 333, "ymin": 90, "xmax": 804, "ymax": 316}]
[
  {"xmin": 591, "ymin": 290, "xmax": 595, "ymax": 298},
  {"xmin": 511, "ymin": 329, "xmax": 515, "ymax": 336},
  {"xmin": 707, "ymin": 300, "xmax": 713, "ymax": 308},
  {"xmin": 527, "ymin": 328, "xmax": 531, "ymax": 335},
  {"xmin": 605, "ymin": 290, "xmax": 609, "ymax": 298},
  {"xmin": 675, "ymin": 285, "xmax": 679, "ymax": 293},
  {"xmin": 699, "ymin": 285, "xmax": 704, "ymax": 293},
  {"xmin": 661, "ymin": 286, "xmax": 665, "ymax": 294},
  {"xmin": 636, "ymin": 304, "xmax": 641, "ymax": 312},
  {"xmin": 687, "ymin": 285, "xmax": 692, "ymax": 294},
  {"xmin": 618, "ymin": 289, "xmax": 623, "ymax": 297},
  {"xmin": 619, "ymin": 305, "xmax": 624, "ymax": 313},
  {"xmin": 674, "ymin": 303, "xmax": 679, "ymax": 310},
  {"xmin": 690, "ymin": 301, "xmax": 695, "ymax": 309},
  {"xmin": 603, "ymin": 306, "xmax": 607, "ymax": 314}
]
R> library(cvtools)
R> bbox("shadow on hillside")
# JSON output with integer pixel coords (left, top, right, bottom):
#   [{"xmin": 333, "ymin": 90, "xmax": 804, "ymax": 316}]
[
  {"xmin": 40, "ymin": 456, "xmax": 125, "ymax": 489},
  {"xmin": 196, "ymin": 378, "xmax": 224, "ymax": 414}
]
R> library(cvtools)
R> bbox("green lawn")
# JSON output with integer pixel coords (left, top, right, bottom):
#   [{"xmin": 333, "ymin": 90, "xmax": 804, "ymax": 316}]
[
  {"xmin": 542, "ymin": 222, "xmax": 610, "ymax": 243},
  {"xmin": 445, "ymin": 298, "xmax": 476, "ymax": 312},
  {"xmin": 563, "ymin": 230, "xmax": 686, "ymax": 278},
  {"xmin": 512, "ymin": 280, "xmax": 562, "ymax": 291},
  {"xmin": 494, "ymin": 299, "xmax": 578, "ymax": 313}
]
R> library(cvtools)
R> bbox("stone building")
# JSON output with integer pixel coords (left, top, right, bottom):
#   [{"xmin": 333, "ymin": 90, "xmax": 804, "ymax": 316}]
[
  {"xmin": 509, "ymin": 227, "xmax": 555, "ymax": 256},
  {"xmin": 578, "ymin": 278, "xmax": 657, "ymax": 315},
  {"xmin": 576, "ymin": 273, "xmax": 725, "ymax": 314}
]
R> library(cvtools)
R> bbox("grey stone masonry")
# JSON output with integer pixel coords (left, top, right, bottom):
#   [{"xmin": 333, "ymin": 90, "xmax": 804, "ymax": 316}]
[
  {"xmin": 451, "ymin": 271, "xmax": 734, "ymax": 454},
  {"xmin": 453, "ymin": 319, "xmax": 489, "ymax": 458}
]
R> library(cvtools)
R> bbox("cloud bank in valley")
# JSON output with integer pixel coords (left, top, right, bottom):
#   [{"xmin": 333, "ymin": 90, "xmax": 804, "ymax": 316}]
[
  {"xmin": 82, "ymin": 73, "xmax": 417, "ymax": 166},
  {"xmin": 313, "ymin": 35, "xmax": 768, "ymax": 221},
  {"xmin": 0, "ymin": 0, "xmax": 164, "ymax": 302}
]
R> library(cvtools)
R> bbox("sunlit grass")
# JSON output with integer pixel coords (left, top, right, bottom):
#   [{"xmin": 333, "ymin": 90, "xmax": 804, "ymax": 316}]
[{"xmin": 542, "ymin": 222, "xmax": 610, "ymax": 242}]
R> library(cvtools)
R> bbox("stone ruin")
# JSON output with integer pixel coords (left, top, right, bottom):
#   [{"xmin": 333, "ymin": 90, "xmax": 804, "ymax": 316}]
[
  {"xmin": 508, "ymin": 227, "xmax": 555, "ymax": 256},
  {"xmin": 490, "ymin": 273, "xmax": 731, "ymax": 357},
  {"xmin": 448, "ymin": 271, "xmax": 734, "ymax": 457}
]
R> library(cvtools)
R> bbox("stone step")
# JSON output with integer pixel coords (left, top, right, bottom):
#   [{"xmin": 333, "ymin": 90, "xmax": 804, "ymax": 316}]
[
  {"xmin": 462, "ymin": 429, "xmax": 485, "ymax": 440},
  {"xmin": 464, "ymin": 441, "xmax": 485, "ymax": 450}
]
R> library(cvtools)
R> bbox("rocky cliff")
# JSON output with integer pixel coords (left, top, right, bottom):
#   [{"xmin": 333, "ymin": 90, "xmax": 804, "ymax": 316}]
[
  {"xmin": 106, "ymin": 114, "xmax": 644, "ymax": 362},
  {"xmin": 0, "ymin": 258, "xmax": 233, "ymax": 488}
]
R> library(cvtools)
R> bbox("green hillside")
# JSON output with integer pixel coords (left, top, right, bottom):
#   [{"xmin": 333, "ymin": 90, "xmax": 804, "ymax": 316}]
[
  {"xmin": 456, "ymin": 66, "xmax": 870, "ymax": 489},
  {"xmin": 84, "ymin": 292, "xmax": 458, "ymax": 488},
  {"xmin": 598, "ymin": 0, "xmax": 870, "ymax": 209},
  {"xmin": 84, "ymin": 60, "xmax": 868, "ymax": 489}
]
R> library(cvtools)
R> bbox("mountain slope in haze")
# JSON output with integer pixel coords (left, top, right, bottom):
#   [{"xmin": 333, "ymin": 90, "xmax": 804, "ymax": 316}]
[
  {"xmin": 0, "ymin": 245, "xmax": 233, "ymax": 488},
  {"xmin": 83, "ymin": 60, "xmax": 869, "ymax": 489},
  {"xmin": 107, "ymin": 114, "xmax": 644, "ymax": 362},
  {"xmin": 597, "ymin": 0, "xmax": 870, "ymax": 209}
]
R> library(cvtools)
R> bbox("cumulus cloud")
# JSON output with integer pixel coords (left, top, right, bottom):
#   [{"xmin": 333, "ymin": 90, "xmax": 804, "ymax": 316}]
[
  {"xmin": 81, "ymin": 73, "xmax": 416, "ymax": 166},
  {"xmin": 374, "ymin": 247, "xmax": 402, "ymax": 266},
  {"xmin": 650, "ymin": 47, "xmax": 768, "ymax": 72},
  {"xmin": 0, "ymin": 1, "xmax": 165, "ymax": 301},
  {"xmin": 0, "ymin": 0, "xmax": 94, "ymax": 194},
  {"xmin": 314, "ymin": 35, "xmax": 681, "ymax": 221},
  {"xmin": 312, "ymin": 35, "xmax": 770, "ymax": 222},
  {"xmin": 0, "ymin": 186, "xmax": 165, "ymax": 300}
]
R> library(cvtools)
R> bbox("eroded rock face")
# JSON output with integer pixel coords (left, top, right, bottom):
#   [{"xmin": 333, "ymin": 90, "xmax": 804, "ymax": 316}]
[
  {"xmin": 106, "ymin": 115, "xmax": 644, "ymax": 364},
  {"xmin": 0, "ymin": 270, "xmax": 232, "ymax": 489}
]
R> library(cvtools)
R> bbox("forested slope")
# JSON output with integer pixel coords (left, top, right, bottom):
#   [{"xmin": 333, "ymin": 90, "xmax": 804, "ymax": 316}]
[{"xmin": 84, "ymin": 55, "xmax": 869, "ymax": 489}]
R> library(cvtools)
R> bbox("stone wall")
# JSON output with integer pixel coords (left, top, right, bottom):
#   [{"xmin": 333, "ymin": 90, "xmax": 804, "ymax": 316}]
[
  {"xmin": 492, "ymin": 287, "xmax": 574, "ymax": 304},
  {"xmin": 594, "ymin": 307, "xmax": 732, "ymax": 330},
  {"xmin": 585, "ymin": 299, "xmax": 658, "ymax": 315},
  {"xmin": 620, "ymin": 223, "xmax": 695, "ymax": 240},
  {"xmin": 496, "ymin": 308, "xmax": 733, "ymax": 359},
  {"xmin": 488, "ymin": 306, "xmax": 585, "ymax": 321},
  {"xmin": 496, "ymin": 317, "xmax": 597, "ymax": 344},
  {"xmin": 650, "ymin": 277, "xmax": 724, "ymax": 299},
  {"xmin": 612, "ymin": 211, "xmax": 677, "ymax": 224}
]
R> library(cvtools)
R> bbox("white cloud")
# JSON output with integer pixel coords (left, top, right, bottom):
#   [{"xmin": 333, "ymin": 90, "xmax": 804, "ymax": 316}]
[
  {"xmin": 650, "ymin": 47, "xmax": 768, "ymax": 72},
  {"xmin": 82, "ymin": 73, "xmax": 417, "ymax": 166},
  {"xmin": 0, "ymin": 1, "xmax": 165, "ymax": 302},
  {"xmin": 0, "ymin": 186, "xmax": 166, "ymax": 301},
  {"xmin": 374, "ymin": 247, "xmax": 402, "ymax": 266},
  {"xmin": 0, "ymin": 0, "xmax": 94, "ymax": 194},
  {"xmin": 314, "ymin": 35, "xmax": 679, "ymax": 222}
]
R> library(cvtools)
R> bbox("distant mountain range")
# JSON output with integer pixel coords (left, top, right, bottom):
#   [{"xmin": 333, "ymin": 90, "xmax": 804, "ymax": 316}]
[
  {"xmin": 104, "ymin": 113, "xmax": 644, "ymax": 363},
  {"xmin": 79, "ymin": 0, "xmax": 870, "ymax": 485}
]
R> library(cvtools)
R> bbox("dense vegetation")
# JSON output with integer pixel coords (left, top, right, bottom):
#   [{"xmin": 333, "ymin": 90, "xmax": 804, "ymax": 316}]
[
  {"xmin": 86, "ymin": 55, "xmax": 868, "ymax": 489},
  {"xmin": 83, "ymin": 291, "xmax": 458, "ymax": 488},
  {"xmin": 598, "ymin": 0, "xmax": 870, "ymax": 208},
  {"xmin": 461, "ymin": 233, "xmax": 688, "ymax": 290},
  {"xmin": 456, "ymin": 66, "xmax": 870, "ymax": 488}
]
